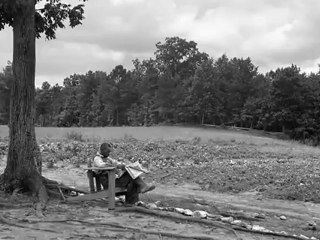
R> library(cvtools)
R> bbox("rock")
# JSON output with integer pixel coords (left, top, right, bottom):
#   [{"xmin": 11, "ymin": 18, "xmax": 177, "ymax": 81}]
[
  {"xmin": 252, "ymin": 225, "xmax": 268, "ymax": 232},
  {"xmin": 308, "ymin": 221, "xmax": 317, "ymax": 230},
  {"xmin": 220, "ymin": 216, "xmax": 234, "ymax": 222},
  {"xmin": 193, "ymin": 210, "xmax": 208, "ymax": 218},
  {"xmin": 174, "ymin": 208, "xmax": 185, "ymax": 214},
  {"xmin": 278, "ymin": 231, "xmax": 288, "ymax": 235},
  {"xmin": 206, "ymin": 213, "xmax": 220, "ymax": 220},
  {"xmin": 136, "ymin": 201, "xmax": 146, "ymax": 207},
  {"xmin": 231, "ymin": 220, "xmax": 242, "ymax": 225},
  {"xmin": 245, "ymin": 224, "xmax": 253, "ymax": 230},
  {"xmin": 174, "ymin": 207, "xmax": 194, "ymax": 216},
  {"xmin": 279, "ymin": 215, "xmax": 287, "ymax": 220},
  {"xmin": 183, "ymin": 209, "xmax": 193, "ymax": 216},
  {"xmin": 146, "ymin": 203, "xmax": 158, "ymax": 210},
  {"xmin": 299, "ymin": 234, "xmax": 309, "ymax": 240}
]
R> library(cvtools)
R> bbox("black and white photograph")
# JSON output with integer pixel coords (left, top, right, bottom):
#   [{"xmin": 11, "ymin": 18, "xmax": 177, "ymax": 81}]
[{"xmin": 1, "ymin": 0, "xmax": 320, "ymax": 239}]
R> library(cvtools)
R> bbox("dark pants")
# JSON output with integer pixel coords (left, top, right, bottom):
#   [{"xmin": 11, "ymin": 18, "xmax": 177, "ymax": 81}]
[{"xmin": 99, "ymin": 171, "xmax": 139, "ymax": 204}]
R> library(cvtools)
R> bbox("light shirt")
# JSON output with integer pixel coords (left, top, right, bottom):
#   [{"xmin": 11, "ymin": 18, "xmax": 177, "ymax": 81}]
[{"xmin": 92, "ymin": 152, "xmax": 123, "ymax": 177}]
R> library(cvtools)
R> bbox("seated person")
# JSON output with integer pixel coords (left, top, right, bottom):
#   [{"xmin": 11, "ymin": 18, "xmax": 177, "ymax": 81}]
[{"xmin": 92, "ymin": 142, "xmax": 155, "ymax": 204}]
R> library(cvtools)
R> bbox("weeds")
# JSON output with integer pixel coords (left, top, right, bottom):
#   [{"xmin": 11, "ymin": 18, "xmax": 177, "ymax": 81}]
[{"xmin": 65, "ymin": 131, "xmax": 84, "ymax": 142}]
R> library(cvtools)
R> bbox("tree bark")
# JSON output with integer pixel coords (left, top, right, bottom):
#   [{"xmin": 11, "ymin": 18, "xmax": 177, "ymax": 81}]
[{"xmin": 3, "ymin": 0, "xmax": 45, "ymax": 203}]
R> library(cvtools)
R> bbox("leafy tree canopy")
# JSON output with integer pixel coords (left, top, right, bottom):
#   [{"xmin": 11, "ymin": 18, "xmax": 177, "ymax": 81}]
[{"xmin": 0, "ymin": 0, "xmax": 87, "ymax": 39}]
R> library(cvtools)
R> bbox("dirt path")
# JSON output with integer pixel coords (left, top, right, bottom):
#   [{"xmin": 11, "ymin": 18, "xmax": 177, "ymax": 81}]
[
  {"xmin": 0, "ymin": 162, "xmax": 319, "ymax": 239},
  {"xmin": 39, "ymin": 165, "xmax": 320, "ymax": 240}
]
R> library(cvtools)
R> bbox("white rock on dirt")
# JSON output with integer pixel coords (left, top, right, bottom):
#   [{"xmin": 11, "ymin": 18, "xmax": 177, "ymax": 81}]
[
  {"xmin": 220, "ymin": 216, "xmax": 234, "ymax": 222},
  {"xmin": 279, "ymin": 215, "xmax": 287, "ymax": 220},
  {"xmin": 193, "ymin": 210, "xmax": 208, "ymax": 218},
  {"xmin": 146, "ymin": 203, "xmax": 158, "ymax": 209},
  {"xmin": 183, "ymin": 209, "xmax": 193, "ymax": 216},
  {"xmin": 299, "ymin": 234, "xmax": 310, "ymax": 240}
]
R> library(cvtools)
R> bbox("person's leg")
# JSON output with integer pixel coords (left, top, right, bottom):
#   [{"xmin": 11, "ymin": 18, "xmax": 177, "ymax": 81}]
[
  {"xmin": 125, "ymin": 181, "xmax": 139, "ymax": 204},
  {"xmin": 117, "ymin": 173, "xmax": 155, "ymax": 193},
  {"xmin": 115, "ymin": 172, "xmax": 131, "ymax": 188},
  {"xmin": 99, "ymin": 173, "xmax": 109, "ymax": 190},
  {"xmin": 116, "ymin": 172, "xmax": 140, "ymax": 204},
  {"xmin": 134, "ymin": 177, "xmax": 155, "ymax": 193},
  {"xmin": 105, "ymin": 172, "xmax": 155, "ymax": 204}
]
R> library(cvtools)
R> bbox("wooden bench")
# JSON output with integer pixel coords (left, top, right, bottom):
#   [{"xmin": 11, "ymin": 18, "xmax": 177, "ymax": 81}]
[{"xmin": 67, "ymin": 167, "xmax": 126, "ymax": 210}]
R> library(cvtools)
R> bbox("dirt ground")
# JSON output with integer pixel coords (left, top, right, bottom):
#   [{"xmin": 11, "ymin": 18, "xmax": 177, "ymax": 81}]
[{"xmin": 1, "ymin": 162, "xmax": 319, "ymax": 240}]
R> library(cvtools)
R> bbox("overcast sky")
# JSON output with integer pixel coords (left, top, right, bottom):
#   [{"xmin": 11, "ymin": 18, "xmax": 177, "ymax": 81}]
[{"xmin": 1, "ymin": 0, "xmax": 320, "ymax": 87}]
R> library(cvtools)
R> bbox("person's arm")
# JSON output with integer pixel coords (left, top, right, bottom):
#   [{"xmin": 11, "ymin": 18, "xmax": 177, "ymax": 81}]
[
  {"xmin": 108, "ymin": 157, "xmax": 126, "ymax": 169},
  {"xmin": 93, "ymin": 156, "xmax": 107, "ymax": 168}
]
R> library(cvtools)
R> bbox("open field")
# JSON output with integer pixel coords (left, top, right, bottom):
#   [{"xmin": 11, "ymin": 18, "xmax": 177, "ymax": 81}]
[
  {"xmin": 0, "ymin": 124, "xmax": 294, "ymax": 145},
  {"xmin": 2, "ymin": 125, "xmax": 320, "ymax": 239},
  {"xmin": 1, "ymin": 124, "xmax": 320, "ymax": 201}
]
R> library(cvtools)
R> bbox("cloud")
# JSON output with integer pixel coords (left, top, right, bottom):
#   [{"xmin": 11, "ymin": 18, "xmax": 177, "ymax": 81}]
[
  {"xmin": 0, "ymin": 28, "xmax": 13, "ymax": 70},
  {"xmin": 1, "ymin": 0, "xmax": 320, "ymax": 86}
]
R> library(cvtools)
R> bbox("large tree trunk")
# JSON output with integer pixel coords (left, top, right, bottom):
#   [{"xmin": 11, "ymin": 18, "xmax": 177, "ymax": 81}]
[{"xmin": 3, "ymin": 0, "xmax": 45, "ymax": 204}]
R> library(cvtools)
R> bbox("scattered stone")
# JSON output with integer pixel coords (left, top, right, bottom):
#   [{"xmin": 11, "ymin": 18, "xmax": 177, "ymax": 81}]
[
  {"xmin": 308, "ymin": 221, "xmax": 317, "ymax": 230},
  {"xmin": 231, "ymin": 220, "xmax": 242, "ymax": 225},
  {"xmin": 300, "ymin": 234, "xmax": 310, "ymax": 240},
  {"xmin": 146, "ymin": 203, "xmax": 158, "ymax": 210},
  {"xmin": 174, "ymin": 208, "xmax": 186, "ymax": 214},
  {"xmin": 183, "ymin": 209, "xmax": 193, "ymax": 216},
  {"xmin": 245, "ymin": 224, "xmax": 253, "ymax": 230},
  {"xmin": 193, "ymin": 210, "xmax": 208, "ymax": 218},
  {"xmin": 279, "ymin": 215, "xmax": 287, "ymax": 220},
  {"xmin": 252, "ymin": 225, "xmax": 267, "ymax": 231},
  {"xmin": 220, "ymin": 216, "xmax": 234, "ymax": 223},
  {"xmin": 278, "ymin": 231, "xmax": 288, "ymax": 235}
]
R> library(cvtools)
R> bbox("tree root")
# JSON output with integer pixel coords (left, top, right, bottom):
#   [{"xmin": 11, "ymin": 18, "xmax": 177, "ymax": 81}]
[
  {"xmin": 0, "ymin": 202, "xmax": 33, "ymax": 209},
  {"xmin": 42, "ymin": 176, "xmax": 88, "ymax": 199},
  {"xmin": 0, "ymin": 214, "xmax": 58, "ymax": 233},
  {"xmin": 0, "ymin": 171, "xmax": 88, "ymax": 216},
  {"xmin": 25, "ymin": 218, "xmax": 222, "ymax": 240},
  {"xmin": 116, "ymin": 206, "xmax": 315, "ymax": 240},
  {"xmin": 231, "ymin": 226, "xmax": 311, "ymax": 240},
  {"xmin": 116, "ymin": 206, "xmax": 242, "ymax": 240}
]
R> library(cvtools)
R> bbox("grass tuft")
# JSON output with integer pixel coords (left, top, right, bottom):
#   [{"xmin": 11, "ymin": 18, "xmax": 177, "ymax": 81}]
[{"xmin": 65, "ymin": 131, "xmax": 84, "ymax": 142}]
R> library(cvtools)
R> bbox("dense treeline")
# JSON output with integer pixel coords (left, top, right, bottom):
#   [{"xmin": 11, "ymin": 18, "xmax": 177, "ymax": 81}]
[{"xmin": 1, "ymin": 36, "xmax": 320, "ymax": 143}]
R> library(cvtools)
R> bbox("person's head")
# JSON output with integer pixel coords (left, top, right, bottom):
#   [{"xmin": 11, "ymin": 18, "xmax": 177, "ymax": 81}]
[{"xmin": 99, "ymin": 142, "xmax": 112, "ymax": 157}]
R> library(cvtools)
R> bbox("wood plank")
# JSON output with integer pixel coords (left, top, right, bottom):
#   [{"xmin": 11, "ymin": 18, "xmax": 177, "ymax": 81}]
[
  {"xmin": 87, "ymin": 171, "xmax": 95, "ymax": 192},
  {"xmin": 95, "ymin": 175, "xmax": 102, "ymax": 191},
  {"xmin": 84, "ymin": 167, "xmax": 116, "ymax": 171},
  {"xmin": 108, "ymin": 170, "xmax": 116, "ymax": 210}
]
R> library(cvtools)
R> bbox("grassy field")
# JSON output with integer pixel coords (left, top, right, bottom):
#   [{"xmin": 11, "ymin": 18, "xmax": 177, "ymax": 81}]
[{"xmin": 0, "ymin": 124, "xmax": 292, "ymax": 145}]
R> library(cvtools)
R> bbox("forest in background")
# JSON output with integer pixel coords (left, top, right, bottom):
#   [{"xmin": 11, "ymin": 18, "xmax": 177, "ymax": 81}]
[{"xmin": 1, "ymin": 36, "xmax": 320, "ymax": 144}]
